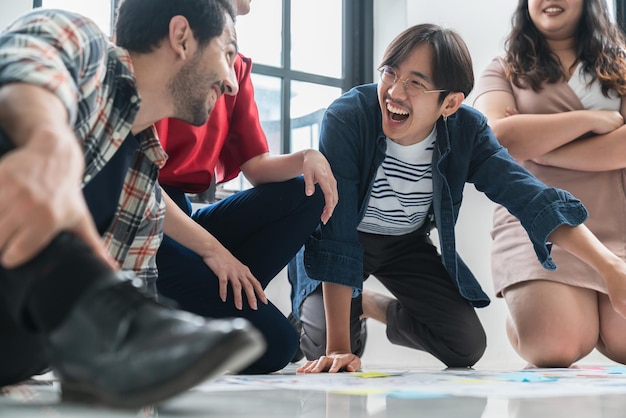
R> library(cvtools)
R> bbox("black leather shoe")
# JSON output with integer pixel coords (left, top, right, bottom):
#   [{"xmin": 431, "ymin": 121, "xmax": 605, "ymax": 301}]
[{"xmin": 47, "ymin": 273, "xmax": 265, "ymax": 409}]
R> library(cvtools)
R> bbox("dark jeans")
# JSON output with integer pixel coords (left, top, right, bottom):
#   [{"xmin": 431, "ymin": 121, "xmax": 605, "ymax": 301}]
[
  {"xmin": 0, "ymin": 130, "xmax": 113, "ymax": 387},
  {"xmin": 157, "ymin": 179, "xmax": 324, "ymax": 374},
  {"xmin": 299, "ymin": 228, "xmax": 486, "ymax": 368}
]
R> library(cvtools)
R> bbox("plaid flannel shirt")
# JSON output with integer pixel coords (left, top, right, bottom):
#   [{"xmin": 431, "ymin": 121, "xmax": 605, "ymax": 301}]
[{"xmin": 0, "ymin": 9, "xmax": 167, "ymax": 287}]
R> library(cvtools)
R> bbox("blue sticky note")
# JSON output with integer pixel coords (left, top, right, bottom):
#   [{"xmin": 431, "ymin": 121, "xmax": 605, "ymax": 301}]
[{"xmin": 500, "ymin": 372, "xmax": 557, "ymax": 383}]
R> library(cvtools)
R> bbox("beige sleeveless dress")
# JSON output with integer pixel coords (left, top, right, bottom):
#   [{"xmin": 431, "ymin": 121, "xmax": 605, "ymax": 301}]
[{"xmin": 473, "ymin": 57, "xmax": 626, "ymax": 297}]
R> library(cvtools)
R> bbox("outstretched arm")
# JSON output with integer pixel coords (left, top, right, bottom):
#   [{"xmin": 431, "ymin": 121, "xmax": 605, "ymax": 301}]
[
  {"xmin": 296, "ymin": 282, "xmax": 361, "ymax": 373},
  {"xmin": 241, "ymin": 150, "xmax": 338, "ymax": 224},
  {"xmin": 549, "ymin": 224, "xmax": 626, "ymax": 319}
]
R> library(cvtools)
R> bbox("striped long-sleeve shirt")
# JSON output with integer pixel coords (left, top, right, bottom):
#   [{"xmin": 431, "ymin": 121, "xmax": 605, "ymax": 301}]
[{"xmin": 0, "ymin": 9, "xmax": 167, "ymax": 287}]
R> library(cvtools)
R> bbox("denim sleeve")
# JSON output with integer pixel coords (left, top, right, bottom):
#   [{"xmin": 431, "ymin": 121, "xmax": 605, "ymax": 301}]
[
  {"xmin": 469, "ymin": 129, "xmax": 588, "ymax": 270},
  {"xmin": 302, "ymin": 99, "xmax": 369, "ymax": 290},
  {"xmin": 304, "ymin": 235, "xmax": 364, "ymax": 288},
  {"xmin": 288, "ymin": 245, "xmax": 362, "ymax": 321},
  {"xmin": 522, "ymin": 188, "xmax": 588, "ymax": 269}
]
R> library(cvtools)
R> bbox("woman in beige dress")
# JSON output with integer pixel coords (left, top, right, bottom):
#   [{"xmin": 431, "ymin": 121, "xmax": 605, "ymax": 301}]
[{"xmin": 473, "ymin": 0, "xmax": 626, "ymax": 367}]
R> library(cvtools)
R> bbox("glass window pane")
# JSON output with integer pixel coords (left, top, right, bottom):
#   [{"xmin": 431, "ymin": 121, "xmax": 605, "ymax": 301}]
[
  {"xmin": 236, "ymin": 0, "xmax": 282, "ymax": 68},
  {"xmin": 291, "ymin": 0, "xmax": 342, "ymax": 78},
  {"xmin": 253, "ymin": 74, "xmax": 282, "ymax": 155},
  {"xmin": 219, "ymin": 73, "xmax": 281, "ymax": 193},
  {"xmin": 290, "ymin": 81, "xmax": 341, "ymax": 152},
  {"xmin": 42, "ymin": 0, "xmax": 112, "ymax": 36}
]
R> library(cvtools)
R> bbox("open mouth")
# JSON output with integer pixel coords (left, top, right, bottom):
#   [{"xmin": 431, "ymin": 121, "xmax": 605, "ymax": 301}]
[{"xmin": 387, "ymin": 102, "xmax": 409, "ymax": 122}]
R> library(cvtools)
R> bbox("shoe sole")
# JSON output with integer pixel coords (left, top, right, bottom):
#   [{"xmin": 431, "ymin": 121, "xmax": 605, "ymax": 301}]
[{"xmin": 60, "ymin": 327, "xmax": 266, "ymax": 409}]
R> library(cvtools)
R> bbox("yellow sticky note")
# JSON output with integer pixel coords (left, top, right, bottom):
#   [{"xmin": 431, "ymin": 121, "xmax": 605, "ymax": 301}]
[{"xmin": 353, "ymin": 371, "xmax": 395, "ymax": 379}]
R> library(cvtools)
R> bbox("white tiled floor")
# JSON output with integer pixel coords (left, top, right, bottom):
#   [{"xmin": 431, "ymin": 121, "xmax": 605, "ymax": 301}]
[
  {"xmin": 3, "ymin": 364, "xmax": 626, "ymax": 417},
  {"xmin": 5, "ymin": 195, "xmax": 623, "ymax": 417},
  {"xmin": 4, "ymin": 257, "xmax": 618, "ymax": 417}
]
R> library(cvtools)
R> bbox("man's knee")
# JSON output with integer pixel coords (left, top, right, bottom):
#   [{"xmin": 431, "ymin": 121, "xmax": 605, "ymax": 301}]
[
  {"xmin": 442, "ymin": 326, "xmax": 487, "ymax": 368},
  {"xmin": 298, "ymin": 287, "xmax": 328, "ymax": 360}
]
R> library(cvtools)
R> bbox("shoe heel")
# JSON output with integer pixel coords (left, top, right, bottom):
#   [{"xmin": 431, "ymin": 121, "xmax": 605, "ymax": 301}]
[{"xmin": 60, "ymin": 382, "xmax": 101, "ymax": 405}]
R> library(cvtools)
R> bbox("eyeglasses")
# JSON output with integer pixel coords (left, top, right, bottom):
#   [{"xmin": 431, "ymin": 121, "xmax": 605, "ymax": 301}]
[{"xmin": 378, "ymin": 66, "xmax": 448, "ymax": 97}]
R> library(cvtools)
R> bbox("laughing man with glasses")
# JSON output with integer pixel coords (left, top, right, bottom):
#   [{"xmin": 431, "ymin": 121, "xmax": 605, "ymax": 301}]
[{"xmin": 288, "ymin": 23, "xmax": 626, "ymax": 373}]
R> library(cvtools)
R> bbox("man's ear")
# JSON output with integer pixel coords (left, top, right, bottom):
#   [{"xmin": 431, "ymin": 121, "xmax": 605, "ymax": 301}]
[
  {"xmin": 441, "ymin": 91, "xmax": 465, "ymax": 118},
  {"xmin": 168, "ymin": 15, "xmax": 192, "ymax": 60}
]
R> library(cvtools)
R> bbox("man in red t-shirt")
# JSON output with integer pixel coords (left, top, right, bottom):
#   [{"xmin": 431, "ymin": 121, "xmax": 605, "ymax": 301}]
[{"xmin": 153, "ymin": 0, "xmax": 337, "ymax": 374}]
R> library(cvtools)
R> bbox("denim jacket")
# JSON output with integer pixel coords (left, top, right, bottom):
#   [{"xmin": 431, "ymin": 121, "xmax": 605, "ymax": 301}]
[{"xmin": 288, "ymin": 83, "xmax": 588, "ymax": 318}]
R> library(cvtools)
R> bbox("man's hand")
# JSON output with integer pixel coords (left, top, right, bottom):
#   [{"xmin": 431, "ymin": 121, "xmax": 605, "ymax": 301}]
[
  {"xmin": 201, "ymin": 243, "xmax": 267, "ymax": 310},
  {"xmin": 0, "ymin": 129, "xmax": 114, "ymax": 269},
  {"xmin": 296, "ymin": 352, "xmax": 361, "ymax": 374}
]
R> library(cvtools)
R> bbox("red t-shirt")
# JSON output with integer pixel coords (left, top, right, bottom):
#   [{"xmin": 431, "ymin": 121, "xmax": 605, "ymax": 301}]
[{"xmin": 155, "ymin": 54, "xmax": 269, "ymax": 193}]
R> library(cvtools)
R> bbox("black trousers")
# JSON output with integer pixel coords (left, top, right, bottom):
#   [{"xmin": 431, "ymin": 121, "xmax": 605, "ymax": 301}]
[
  {"xmin": 299, "ymin": 228, "xmax": 487, "ymax": 368},
  {"xmin": 157, "ymin": 180, "xmax": 324, "ymax": 374},
  {"xmin": 0, "ymin": 130, "xmax": 110, "ymax": 386}
]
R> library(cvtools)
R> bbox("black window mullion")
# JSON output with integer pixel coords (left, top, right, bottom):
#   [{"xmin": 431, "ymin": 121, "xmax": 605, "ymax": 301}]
[
  {"xmin": 251, "ymin": 64, "xmax": 344, "ymax": 89},
  {"xmin": 351, "ymin": 0, "xmax": 374, "ymax": 88},
  {"xmin": 617, "ymin": 0, "xmax": 626, "ymax": 34},
  {"xmin": 252, "ymin": 0, "xmax": 374, "ymax": 155}
]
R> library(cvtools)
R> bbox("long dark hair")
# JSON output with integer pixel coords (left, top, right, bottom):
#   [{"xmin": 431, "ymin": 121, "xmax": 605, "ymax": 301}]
[{"xmin": 505, "ymin": 0, "xmax": 626, "ymax": 96}]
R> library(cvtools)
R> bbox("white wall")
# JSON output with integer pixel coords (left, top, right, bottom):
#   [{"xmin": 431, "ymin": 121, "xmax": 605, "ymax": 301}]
[{"xmin": 0, "ymin": 0, "xmax": 31, "ymax": 29}]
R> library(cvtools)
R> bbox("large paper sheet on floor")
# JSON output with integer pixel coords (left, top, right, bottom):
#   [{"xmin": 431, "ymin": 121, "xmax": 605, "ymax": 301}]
[{"xmin": 197, "ymin": 366, "xmax": 626, "ymax": 399}]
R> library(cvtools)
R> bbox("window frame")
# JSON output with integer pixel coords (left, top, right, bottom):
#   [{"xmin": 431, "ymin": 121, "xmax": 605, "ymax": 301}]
[
  {"xmin": 617, "ymin": 0, "xmax": 626, "ymax": 33},
  {"xmin": 33, "ymin": 0, "xmax": 119, "ymax": 34},
  {"xmin": 34, "ymin": 0, "xmax": 373, "ymax": 157},
  {"xmin": 252, "ymin": 0, "xmax": 373, "ymax": 154}
]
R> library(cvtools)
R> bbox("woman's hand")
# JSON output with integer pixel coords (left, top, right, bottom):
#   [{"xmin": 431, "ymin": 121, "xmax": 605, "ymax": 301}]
[
  {"xmin": 588, "ymin": 110, "xmax": 623, "ymax": 135},
  {"xmin": 601, "ymin": 257, "xmax": 626, "ymax": 319}
]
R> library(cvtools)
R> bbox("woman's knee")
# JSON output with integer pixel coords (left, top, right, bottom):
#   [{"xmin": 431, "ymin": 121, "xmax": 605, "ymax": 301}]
[
  {"xmin": 515, "ymin": 329, "xmax": 593, "ymax": 367},
  {"xmin": 597, "ymin": 332, "xmax": 626, "ymax": 365}
]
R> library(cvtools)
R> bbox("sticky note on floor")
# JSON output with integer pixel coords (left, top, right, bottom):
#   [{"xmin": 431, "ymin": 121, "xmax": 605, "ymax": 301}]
[
  {"xmin": 353, "ymin": 371, "xmax": 402, "ymax": 379},
  {"xmin": 500, "ymin": 372, "xmax": 557, "ymax": 382}
]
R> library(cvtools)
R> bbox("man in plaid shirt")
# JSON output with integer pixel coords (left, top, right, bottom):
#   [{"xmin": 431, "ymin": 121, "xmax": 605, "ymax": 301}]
[{"xmin": 0, "ymin": 0, "xmax": 265, "ymax": 409}]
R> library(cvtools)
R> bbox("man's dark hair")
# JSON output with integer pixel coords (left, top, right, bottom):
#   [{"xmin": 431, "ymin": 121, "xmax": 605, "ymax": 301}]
[
  {"xmin": 380, "ymin": 23, "xmax": 474, "ymax": 102},
  {"xmin": 115, "ymin": 0, "xmax": 235, "ymax": 53}
]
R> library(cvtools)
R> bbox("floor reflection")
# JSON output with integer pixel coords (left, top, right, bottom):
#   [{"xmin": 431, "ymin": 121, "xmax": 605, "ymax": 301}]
[{"xmin": 3, "ymin": 371, "xmax": 626, "ymax": 418}]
